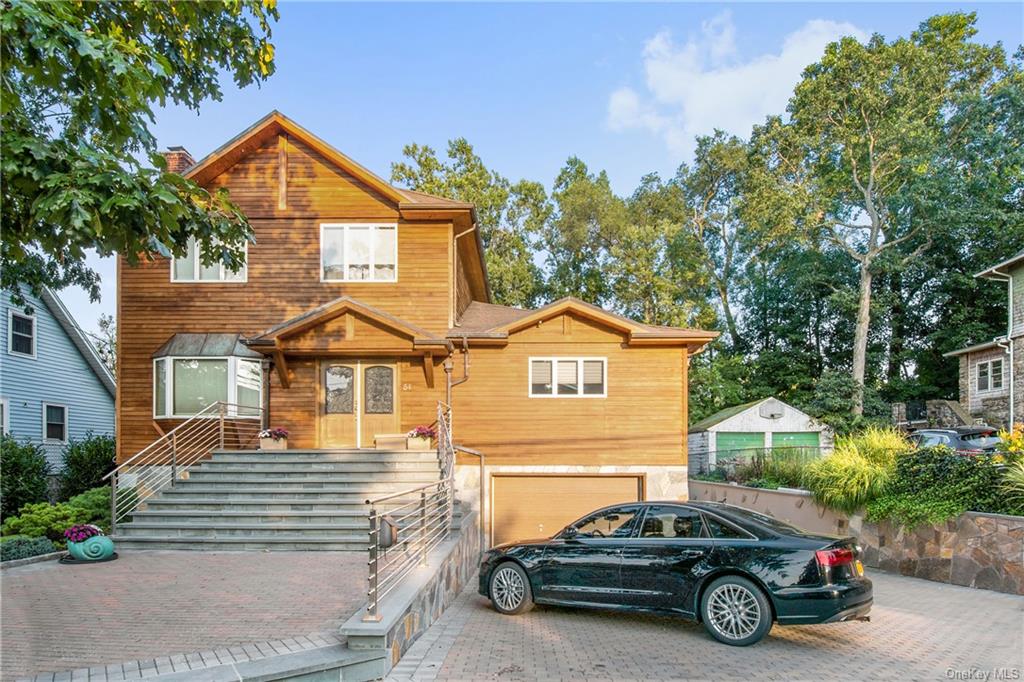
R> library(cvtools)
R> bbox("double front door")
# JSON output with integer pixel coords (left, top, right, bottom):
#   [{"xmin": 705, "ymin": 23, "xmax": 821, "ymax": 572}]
[{"xmin": 318, "ymin": 359, "xmax": 399, "ymax": 448}]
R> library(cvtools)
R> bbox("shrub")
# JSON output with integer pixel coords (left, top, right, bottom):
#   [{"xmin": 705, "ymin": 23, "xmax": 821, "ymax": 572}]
[
  {"xmin": 0, "ymin": 502, "xmax": 89, "ymax": 545},
  {"xmin": 0, "ymin": 537, "xmax": 57, "ymax": 562},
  {"xmin": 802, "ymin": 450, "xmax": 889, "ymax": 514},
  {"xmin": 58, "ymin": 433, "xmax": 115, "ymax": 500},
  {"xmin": 66, "ymin": 486, "xmax": 113, "ymax": 532},
  {"xmin": 1001, "ymin": 460, "xmax": 1024, "ymax": 516},
  {"xmin": 866, "ymin": 447, "xmax": 1012, "ymax": 527},
  {"xmin": 801, "ymin": 370, "xmax": 890, "ymax": 436},
  {"xmin": 997, "ymin": 423, "xmax": 1024, "ymax": 462},
  {"xmin": 0, "ymin": 435, "xmax": 50, "ymax": 518},
  {"xmin": 834, "ymin": 426, "xmax": 914, "ymax": 468}
]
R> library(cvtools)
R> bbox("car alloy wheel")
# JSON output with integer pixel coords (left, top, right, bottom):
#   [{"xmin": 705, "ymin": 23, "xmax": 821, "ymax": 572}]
[
  {"xmin": 492, "ymin": 565, "xmax": 525, "ymax": 611},
  {"xmin": 706, "ymin": 583, "xmax": 762, "ymax": 642}
]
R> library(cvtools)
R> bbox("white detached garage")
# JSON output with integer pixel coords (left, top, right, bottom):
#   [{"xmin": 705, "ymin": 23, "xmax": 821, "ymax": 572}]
[{"xmin": 688, "ymin": 398, "xmax": 834, "ymax": 471}]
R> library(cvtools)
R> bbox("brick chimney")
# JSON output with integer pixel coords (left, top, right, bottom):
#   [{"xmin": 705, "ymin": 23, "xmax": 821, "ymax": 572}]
[{"xmin": 162, "ymin": 146, "xmax": 195, "ymax": 175}]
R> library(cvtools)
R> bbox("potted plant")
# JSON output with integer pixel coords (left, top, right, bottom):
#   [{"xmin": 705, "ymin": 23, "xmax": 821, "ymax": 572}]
[
  {"xmin": 63, "ymin": 524, "xmax": 115, "ymax": 562},
  {"xmin": 259, "ymin": 427, "xmax": 289, "ymax": 450},
  {"xmin": 407, "ymin": 426, "xmax": 436, "ymax": 451}
]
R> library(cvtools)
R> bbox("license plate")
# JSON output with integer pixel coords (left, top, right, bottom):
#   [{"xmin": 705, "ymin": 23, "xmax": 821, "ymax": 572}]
[{"xmin": 855, "ymin": 560, "xmax": 865, "ymax": 577}]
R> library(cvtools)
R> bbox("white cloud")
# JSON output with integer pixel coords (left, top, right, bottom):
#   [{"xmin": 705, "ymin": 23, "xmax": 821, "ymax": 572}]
[{"xmin": 607, "ymin": 13, "xmax": 866, "ymax": 158}]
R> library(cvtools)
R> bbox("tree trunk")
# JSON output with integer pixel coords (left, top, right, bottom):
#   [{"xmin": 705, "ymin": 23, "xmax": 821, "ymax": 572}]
[
  {"xmin": 851, "ymin": 263, "xmax": 873, "ymax": 415},
  {"xmin": 716, "ymin": 281, "xmax": 743, "ymax": 350},
  {"xmin": 887, "ymin": 270, "xmax": 906, "ymax": 384}
]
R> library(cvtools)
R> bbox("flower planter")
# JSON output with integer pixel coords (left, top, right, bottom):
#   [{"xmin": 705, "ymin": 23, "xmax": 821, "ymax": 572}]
[
  {"xmin": 407, "ymin": 436, "xmax": 433, "ymax": 451},
  {"xmin": 66, "ymin": 536, "xmax": 116, "ymax": 562},
  {"xmin": 260, "ymin": 437, "xmax": 287, "ymax": 451}
]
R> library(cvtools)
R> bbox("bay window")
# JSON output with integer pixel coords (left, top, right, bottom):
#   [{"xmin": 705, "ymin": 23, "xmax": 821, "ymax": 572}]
[
  {"xmin": 529, "ymin": 357, "xmax": 606, "ymax": 398},
  {"xmin": 153, "ymin": 356, "xmax": 262, "ymax": 418},
  {"xmin": 321, "ymin": 223, "xmax": 397, "ymax": 282}
]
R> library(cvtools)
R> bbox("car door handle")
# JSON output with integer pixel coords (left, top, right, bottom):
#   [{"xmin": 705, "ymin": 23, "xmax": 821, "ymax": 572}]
[{"xmin": 678, "ymin": 549, "xmax": 707, "ymax": 559}]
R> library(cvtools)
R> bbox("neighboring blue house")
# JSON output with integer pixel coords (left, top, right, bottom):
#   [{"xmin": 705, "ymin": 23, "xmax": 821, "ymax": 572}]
[{"xmin": 0, "ymin": 286, "xmax": 115, "ymax": 469}]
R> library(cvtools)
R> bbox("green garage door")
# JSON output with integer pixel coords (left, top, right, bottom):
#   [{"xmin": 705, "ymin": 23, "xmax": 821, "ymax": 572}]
[
  {"xmin": 715, "ymin": 432, "xmax": 765, "ymax": 462},
  {"xmin": 773, "ymin": 432, "xmax": 820, "ymax": 449}
]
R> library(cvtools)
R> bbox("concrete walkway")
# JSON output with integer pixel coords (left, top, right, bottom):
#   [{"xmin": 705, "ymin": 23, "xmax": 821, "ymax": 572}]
[
  {"xmin": 391, "ymin": 572, "xmax": 1024, "ymax": 681},
  {"xmin": 0, "ymin": 551, "xmax": 367, "ymax": 681}
]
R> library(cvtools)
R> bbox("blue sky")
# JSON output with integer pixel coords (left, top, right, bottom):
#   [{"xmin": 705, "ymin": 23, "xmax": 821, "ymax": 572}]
[{"xmin": 66, "ymin": 2, "xmax": 1023, "ymax": 335}]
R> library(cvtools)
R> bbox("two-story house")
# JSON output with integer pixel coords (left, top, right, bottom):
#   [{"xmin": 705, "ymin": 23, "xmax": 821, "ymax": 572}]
[
  {"xmin": 117, "ymin": 112, "xmax": 716, "ymax": 545},
  {"xmin": 1, "ymin": 285, "xmax": 116, "ymax": 469},
  {"xmin": 944, "ymin": 249, "xmax": 1024, "ymax": 428}
]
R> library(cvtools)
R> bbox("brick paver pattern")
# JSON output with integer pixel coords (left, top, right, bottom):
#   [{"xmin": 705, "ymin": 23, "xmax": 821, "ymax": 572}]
[
  {"xmin": 392, "ymin": 571, "xmax": 1024, "ymax": 681},
  {"xmin": 0, "ymin": 551, "xmax": 367, "ymax": 681}
]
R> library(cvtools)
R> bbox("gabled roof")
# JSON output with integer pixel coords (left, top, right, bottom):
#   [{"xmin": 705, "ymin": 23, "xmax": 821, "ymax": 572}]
[
  {"xmin": 39, "ymin": 288, "xmax": 116, "ymax": 397},
  {"xmin": 249, "ymin": 296, "xmax": 449, "ymax": 348},
  {"xmin": 449, "ymin": 297, "xmax": 718, "ymax": 350},
  {"xmin": 976, "ymin": 249, "xmax": 1024, "ymax": 280},
  {"xmin": 689, "ymin": 399, "xmax": 770, "ymax": 433}
]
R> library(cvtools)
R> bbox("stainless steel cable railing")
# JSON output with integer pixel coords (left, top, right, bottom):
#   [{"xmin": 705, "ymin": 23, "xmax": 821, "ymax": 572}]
[{"xmin": 103, "ymin": 401, "xmax": 263, "ymax": 533}]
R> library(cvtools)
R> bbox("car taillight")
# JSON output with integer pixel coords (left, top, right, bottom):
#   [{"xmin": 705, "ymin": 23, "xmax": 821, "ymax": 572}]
[{"xmin": 816, "ymin": 547, "xmax": 855, "ymax": 568}]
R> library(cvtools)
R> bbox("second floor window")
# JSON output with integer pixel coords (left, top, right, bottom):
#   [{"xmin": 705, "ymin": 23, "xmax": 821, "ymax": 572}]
[
  {"xmin": 172, "ymin": 237, "xmax": 247, "ymax": 282},
  {"xmin": 321, "ymin": 224, "xmax": 397, "ymax": 282},
  {"xmin": 8, "ymin": 310, "xmax": 35, "ymax": 357},
  {"xmin": 977, "ymin": 358, "xmax": 1004, "ymax": 392}
]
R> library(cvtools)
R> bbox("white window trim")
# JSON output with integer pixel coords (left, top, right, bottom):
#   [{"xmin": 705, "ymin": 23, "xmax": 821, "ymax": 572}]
[
  {"xmin": 170, "ymin": 239, "xmax": 248, "ymax": 283},
  {"xmin": 1, "ymin": 397, "xmax": 9, "ymax": 435},
  {"xmin": 319, "ymin": 223, "xmax": 399, "ymax": 283},
  {"xmin": 976, "ymin": 358, "xmax": 1005, "ymax": 394},
  {"xmin": 41, "ymin": 402, "xmax": 68, "ymax": 443},
  {"xmin": 153, "ymin": 356, "xmax": 263, "ymax": 419},
  {"xmin": 528, "ymin": 357, "xmax": 607, "ymax": 398},
  {"xmin": 7, "ymin": 309, "xmax": 36, "ymax": 359}
]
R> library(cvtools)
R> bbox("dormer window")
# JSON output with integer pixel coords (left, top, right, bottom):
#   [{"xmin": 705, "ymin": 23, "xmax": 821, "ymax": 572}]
[
  {"xmin": 321, "ymin": 224, "xmax": 397, "ymax": 282},
  {"xmin": 172, "ymin": 237, "xmax": 247, "ymax": 282}
]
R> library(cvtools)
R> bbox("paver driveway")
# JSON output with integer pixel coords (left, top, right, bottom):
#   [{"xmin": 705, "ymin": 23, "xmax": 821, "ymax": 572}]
[
  {"xmin": 392, "ymin": 571, "xmax": 1024, "ymax": 681},
  {"xmin": 0, "ymin": 551, "xmax": 366, "ymax": 681}
]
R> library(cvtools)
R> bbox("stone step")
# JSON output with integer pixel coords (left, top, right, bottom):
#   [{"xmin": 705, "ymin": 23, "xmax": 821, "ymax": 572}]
[
  {"xmin": 140, "ymin": 498, "xmax": 400, "ymax": 511},
  {"xmin": 117, "ymin": 522, "xmax": 373, "ymax": 538},
  {"xmin": 197, "ymin": 461, "xmax": 440, "ymax": 473},
  {"xmin": 112, "ymin": 536, "xmax": 368, "ymax": 551},
  {"xmin": 131, "ymin": 510, "xmax": 371, "ymax": 525},
  {"xmin": 210, "ymin": 450, "xmax": 438, "ymax": 463},
  {"xmin": 185, "ymin": 470, "xmax": 439, "ymax": 482},
  {"xmin": 157, "ymin": 485, "xmax": 436, "ymax": 497}
]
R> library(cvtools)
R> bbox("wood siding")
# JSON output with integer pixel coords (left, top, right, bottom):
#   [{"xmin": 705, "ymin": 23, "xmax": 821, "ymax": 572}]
[
  {"xmin": 452, "ymin": 312, "xmax": 688, "ymax": 466},
  {"xmin": 117, "ymin": 131, "xmax": 457, "ymax": 460}
]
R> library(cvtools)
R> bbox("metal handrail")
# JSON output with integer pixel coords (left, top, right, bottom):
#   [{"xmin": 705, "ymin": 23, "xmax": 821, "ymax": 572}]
[
  {"xmin": 105, "ymin": 401, "xmax": 264, "ymax": 533},
  {"xmin": 363, "ymin": 477, "xmax": 454, "ymax": 622},
  {"xmin": 437, "ymin": 400, "xmax": 455, "ymax": 479}
]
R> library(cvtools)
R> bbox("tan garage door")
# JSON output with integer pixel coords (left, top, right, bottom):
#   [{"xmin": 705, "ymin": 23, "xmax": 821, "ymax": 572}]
[{"xmin": 491, "ymin": 475, "xmax": 644, "ymax": 546}]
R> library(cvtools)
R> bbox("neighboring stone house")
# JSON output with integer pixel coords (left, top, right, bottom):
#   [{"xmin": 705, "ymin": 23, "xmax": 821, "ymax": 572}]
[{"xmin": 944, "ymin": 250, "xmax": 1024, "ymax": 428}]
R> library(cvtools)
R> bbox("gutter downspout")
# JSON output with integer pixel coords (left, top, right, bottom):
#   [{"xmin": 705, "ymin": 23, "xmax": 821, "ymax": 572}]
[
  {"xmin": 451, "ymin": 225, "xmax": 478, "ymax": 328},
  {"xmin": 444, "ymin": 337, "xmax": 471, "ymax": 406},
  {"xmin": 988, "ymin": 271, "xmax": 1015, "ymax": 427}
]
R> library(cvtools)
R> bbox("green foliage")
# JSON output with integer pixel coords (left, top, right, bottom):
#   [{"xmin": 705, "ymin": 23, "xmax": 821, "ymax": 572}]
[
  {"xmin": 59, "ymin": 434, "xmax": 115, "ymax": 500},
  {"xmin": 0, "ymin": 536, "xmax": 57, "ymax": 562},
  {"xmin": 2, "ymin": 0, "xmax": 278, "ymax": 302},
  {"xmin": 1000, "ymin": 460, "xmax": 1024, "ymax": 516},
  {"xmin": 1, "ymin": 502, "xmax": 88, "ymax": 545},
  {"xmin": 834, "ymin": 426, "xmax": 914, "ymax": 468},
  {"xmin": 65, "ymin": 486, "xmax": 113, "ymax": 531},
  {"xmin": 866, "ymin": 447, "xmax": 1013, "ymax": 527},
  {"xmin": 0, "ymin": 435, "xmax": 50, "ymax": 518},
  {"xmin": 802, "ymin": 370, "xmax": 890, "ymax": 436},
  {"xmin": 803, "ymin": 451, "xmax": 890, "ymax": 514}
]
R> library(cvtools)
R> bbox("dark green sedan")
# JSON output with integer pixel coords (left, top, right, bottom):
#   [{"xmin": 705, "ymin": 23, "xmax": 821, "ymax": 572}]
[{"xmin": 479, "ymin": 501, "xmax": 872, "ymax": 646}]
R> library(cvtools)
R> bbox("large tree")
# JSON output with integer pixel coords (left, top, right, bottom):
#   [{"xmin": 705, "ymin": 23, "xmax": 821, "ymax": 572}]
[
  {"xmin": 391, "ymin": 139, "xmax": 550, "ymax": 307},
  {"xmin": 749, "ymin": 13, "xmax": 1011, "ymax": 414},
  {"xmin": 2, "ymin": 0, "xmax": 278, "ymax": 303}
]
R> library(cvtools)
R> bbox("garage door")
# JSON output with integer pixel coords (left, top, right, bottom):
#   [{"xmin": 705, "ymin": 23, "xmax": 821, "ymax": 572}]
[
  {"xmin": 773, "ymin": 432, "xmax": 820, "ymax": 449},
  {"xmin": 491, "ymin": 475, "xmax": 643, "ymax": 547},
  {"xmin": 715, "ymin": 432, "xmax": 765, "ymax": 462}
]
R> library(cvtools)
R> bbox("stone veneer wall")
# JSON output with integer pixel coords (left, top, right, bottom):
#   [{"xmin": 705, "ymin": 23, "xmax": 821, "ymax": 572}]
[
  {"xmin": 382, "ymin": 510, "xmax": 481, "ymax": 667},
  {"xmin": 690, "ymin": 481, "xmax": 1024, "ymax": 595},
  {"xmin": 850, "ymin": 511, "xmax": 1024, "ymax": 595}
]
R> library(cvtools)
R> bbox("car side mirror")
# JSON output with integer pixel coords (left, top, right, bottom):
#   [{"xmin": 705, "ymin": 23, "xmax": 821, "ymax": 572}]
[{"xmin": 562, "ymin": 526, "xmax": 579, "ymax": 540}]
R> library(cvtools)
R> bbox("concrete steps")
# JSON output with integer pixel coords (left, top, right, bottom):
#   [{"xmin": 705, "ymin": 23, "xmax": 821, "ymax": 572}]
[{"xmin": 113, "ymin": 448, "xmax": 446, "ymax": 551}]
